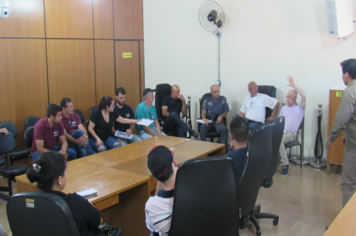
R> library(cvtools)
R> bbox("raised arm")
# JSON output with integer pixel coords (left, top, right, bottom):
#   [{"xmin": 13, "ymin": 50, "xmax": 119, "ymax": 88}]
[{"xmin": 287, "ymin": 75, "xmax": 306, "ymax": 109}]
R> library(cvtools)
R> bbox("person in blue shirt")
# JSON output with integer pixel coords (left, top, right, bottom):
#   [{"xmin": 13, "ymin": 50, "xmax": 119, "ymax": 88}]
[
  {"xmin": 201, "ymin": 84, "xmax": 229, "ymax": 151},
  {"xmin": 114, "ymin": 87, "xmax": 142, "ymax": 146},
  {"xmin": 135, "ymin": 88, "xmax": 166, "ymax": 140},
  {"xmin": 226, "ymin": 116, "xmax": 249, "ymax": 184}
]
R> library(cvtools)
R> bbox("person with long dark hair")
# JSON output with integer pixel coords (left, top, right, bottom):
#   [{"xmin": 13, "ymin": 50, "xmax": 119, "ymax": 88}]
[
  {"xmin": 27, "ymin": 152, "xmax": 101, "ymax": 236},
  {"xmin": 88, "ymin": 96, "xmax": 139, "ymax": 152}
]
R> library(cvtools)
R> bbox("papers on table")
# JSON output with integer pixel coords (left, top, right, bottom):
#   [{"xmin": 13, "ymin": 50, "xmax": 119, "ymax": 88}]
[
  {"xmin": 76, "ymin": 188, "xmax": 98, "ymax": 199},
  {"xmin": 137, "ymin": 119, "xmax": 154, "ymax": 126},
  {"xmin": 196, "ymin": 119, "xmax": 212, "ymax": 124},
  {"xmin": 115, "ymin": 130, "xmax": 133, "ymax": 139}
]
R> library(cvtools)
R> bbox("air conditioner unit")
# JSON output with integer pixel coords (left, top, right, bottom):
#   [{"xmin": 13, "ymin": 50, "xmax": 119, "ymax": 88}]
[{"xmin": 326, "ymin": 0, "xmax": 354, "ymax": 38}]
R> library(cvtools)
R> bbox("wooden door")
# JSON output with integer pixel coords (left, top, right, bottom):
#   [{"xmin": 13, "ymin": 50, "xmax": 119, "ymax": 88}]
[
  {"xmin": 327, "ymin": 89, "xmax": 345, "ymax": 173},
  {"xmin": 115, "ymin": 41, "xmax": 142, "ymax": 110}
]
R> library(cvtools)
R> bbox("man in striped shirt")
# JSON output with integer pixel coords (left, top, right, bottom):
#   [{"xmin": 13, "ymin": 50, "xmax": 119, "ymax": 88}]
[{"xmin": 145, "ymin": 146, "xmax": 178, "ymax": 236}]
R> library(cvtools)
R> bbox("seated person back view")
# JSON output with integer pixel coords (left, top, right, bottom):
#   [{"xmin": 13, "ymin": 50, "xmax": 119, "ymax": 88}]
[
  {"xmin": 200, "ymin": 84, "xmax": 229, "ymax": 151},
  {"xmin": 226, "ymin": 116, "xmax": 249, "ymax": 183},
  {"xmin": 114, "ymin": 87, "xmax": 142, "ymax": 146},
  {"xmin": 60, "ymin": 97, "xmax": 96, "ymax": 157},
  {"xmin": 30, "ymin": 104, "xmax": 77, "ymax": 161},
  {"xmin": 238, "ymin": 81, "xmax": 279, "ymax": 130},
  {"xmin": 162, "ymin": 84, "xmax": 199, "ymax": 138},
  {"xmin": 88, "ymin": 96, "xmax": 139, "ymax": 152},
  {"xmin": 135, "ymin": 88, "xmax": 166, "ymax": 140},
  {"xmin": 145, "ymin": 146, "xmax": 178, "ymax": 236},
  {"xmin": 26, "ymin": 151, "xmax": 101, "ymax": 236}
]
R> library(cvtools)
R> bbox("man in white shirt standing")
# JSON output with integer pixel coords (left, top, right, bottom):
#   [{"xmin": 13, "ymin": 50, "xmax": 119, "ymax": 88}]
[{"xmin": 237, "ymin": 81, "xmax": 279, "ymax": 130}]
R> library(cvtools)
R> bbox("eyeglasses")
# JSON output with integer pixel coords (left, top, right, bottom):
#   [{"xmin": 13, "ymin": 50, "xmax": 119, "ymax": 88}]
[{"xmin": 285, "ymin": 96, "xmax": 296, "ymax": 99}]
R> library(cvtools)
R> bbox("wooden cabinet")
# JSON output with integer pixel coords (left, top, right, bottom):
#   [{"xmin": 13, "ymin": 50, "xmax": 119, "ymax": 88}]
[{"xmin": 327, "ymin": 90, "xmax": 345, "ymax": 174}]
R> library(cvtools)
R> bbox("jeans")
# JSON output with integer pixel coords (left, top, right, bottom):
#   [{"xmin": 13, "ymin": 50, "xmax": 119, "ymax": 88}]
[
  {"xmin": 138, "ymin": 128, "xmax": 167, "ymax": 140},
  {"xmin": 200, "ymin": 122, "xmax": 228, "ymax": 151},
  {"xmin": 163, "ymin": 112, "xmax": 190, "ymax": 137},
  {"xmin": 32, "ymin": 146, "xmax": 77, "ymax": 161},
  {"xmin": 89, "ymin": 136, "xmax": 121, "ymax": 152},
  {"xmin": 68, "ymin": 129, "xmax": 96, "ymax": 157},
  {"xmin": 232, "ymin": 114, "xmax": 262, "ymax": 131},
  {"xmin": 116, "ymin": 133, "xmax": 142, "ymax": 146}
]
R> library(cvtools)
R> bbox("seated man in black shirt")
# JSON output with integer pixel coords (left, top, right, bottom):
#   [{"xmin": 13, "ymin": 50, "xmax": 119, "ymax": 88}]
[
  {"xmin": 226, "ymin": 116, "xmax": 249, "ymax": 183},
  {"xmin": 162, "ymin": 85, "xmax": 199, "ymax": 138}
]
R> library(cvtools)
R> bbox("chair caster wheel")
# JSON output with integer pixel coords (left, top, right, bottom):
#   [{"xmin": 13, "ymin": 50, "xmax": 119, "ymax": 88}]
[
  {"xmin": 273, "ymin": 219, "xmax": 279, "ymax": 225},
  {"xmin": 256, "ymin": 229, "xmax": 261, "ymax": 236}
]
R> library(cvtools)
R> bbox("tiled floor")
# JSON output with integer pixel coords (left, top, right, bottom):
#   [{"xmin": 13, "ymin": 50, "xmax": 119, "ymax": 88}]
[{"xmin": 0, "ymin": 163, "xmax": 343, "ymax": 236}]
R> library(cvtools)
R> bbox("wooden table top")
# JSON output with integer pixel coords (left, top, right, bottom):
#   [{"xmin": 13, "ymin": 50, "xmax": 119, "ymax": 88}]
[{"xmin": 324, "ymin": 192, "xmax": 356, "ymax": 236}]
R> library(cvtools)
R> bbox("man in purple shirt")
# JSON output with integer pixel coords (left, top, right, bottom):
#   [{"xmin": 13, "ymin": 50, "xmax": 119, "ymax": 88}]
[
  {"xmin": 60, "ymin": 97, "xmax": 96, "ymax": 157},
  {"xmin": 31, "ymin": 104, "xmax": 77, "ymax": 161},
  {"xmin": 279, "ymin": 76, "xmax": 306, "ymax": 177}
]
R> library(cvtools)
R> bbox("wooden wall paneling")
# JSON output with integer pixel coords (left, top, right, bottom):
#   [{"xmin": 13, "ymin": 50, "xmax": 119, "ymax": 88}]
[
  {"xmin": 115, "ymin": 41, "xmax": 141, "ymax": 110},
  {"xmin": 94, "ymin": 40, "xmax": 116, "ymax": 104},
  {"xmin": 113, "ymin": 0, "xmax": 143, "ymax": 39},
  {"xmin": 0, "ymin": 39, "xmax": 48, "ymax": 147},
  {"xmin": 47, "ymin": 40, "xmax": 96, "ymax": 120},
  {"xmin": 0, "ymin": 0, "xmax": 45, "ymax": 38},
  {"xmin": 44, "ymin": 0, "xmax": 93, "ymax": 39},
  {"xmin": 93, "ymin": 0, "xmax": 114, "ymax": 39},
  {"xmin": 139, "ymin": 40, "xmax": 145, "ymax": 100}
]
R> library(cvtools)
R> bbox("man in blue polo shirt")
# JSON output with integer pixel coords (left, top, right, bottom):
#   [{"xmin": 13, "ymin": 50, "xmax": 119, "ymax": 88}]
[
  {"xmin": 135, "ymin": 88, "xmax": 166, "ymax": 140},
  {"xmin": 114, "ymin": 87, "xmax": 142, "ymax": 145}
]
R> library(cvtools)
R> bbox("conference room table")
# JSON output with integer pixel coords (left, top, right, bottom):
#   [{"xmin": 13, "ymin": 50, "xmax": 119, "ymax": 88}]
[{"xmin": 16, "ymin": 136, "xmax": 225, "ymax": 235}]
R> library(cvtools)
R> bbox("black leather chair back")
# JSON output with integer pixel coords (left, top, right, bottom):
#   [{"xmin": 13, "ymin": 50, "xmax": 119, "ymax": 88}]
[
  {"xmin": 263, "ymin": 117, "xmax": 285, "ymax": 186},
  {"xmin": 7, "ymin": 192, "xmax": 81, "ymax": 236},
  {"xmin": 73, "ymin": 109, "xmax": 85, "ymax": 124},
  {"xmin": 90, "ymin": 106, "xmax": 98, "ymax": 116},
  {"xmin": 0, "ymin": 121, "xmax": 18, "ymax": 138},
  {"xmin": 24, "ymin": 126, "xmax": 34, "ymax": 148},
  {"xmin": 238, "ymin": 123, "xmax": 274, "ymax": 217},
  {"xmin": 169, "ymin": 156, "xmax": 239, "ymax": 236},
  {"xmin": 258, "ymin": 85, "xmax": 277, "ymax": 120},
  {"xmin": 25, "ymin": 116, "xmax": 40, "ymax": 128},
  {"xmin": 155, "ymin": 84, "xmax": 172, "ymax": 123},
  {"xmin": 0, "ymin": 133, "xmax": 16, "ymax": 154},
  {"xmin": 199, "ymin": 93, "xmax": 212, "ymax": 118}
]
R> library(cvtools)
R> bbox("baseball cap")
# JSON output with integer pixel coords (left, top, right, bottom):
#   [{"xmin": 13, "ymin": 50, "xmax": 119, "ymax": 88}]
[
  {"xmin": 143, "ymin": 88, "xmax": 156, "ymax": 97},
  {"xmin": 147, "ymin": 146, "xmax": 174, "ymax": 182}
]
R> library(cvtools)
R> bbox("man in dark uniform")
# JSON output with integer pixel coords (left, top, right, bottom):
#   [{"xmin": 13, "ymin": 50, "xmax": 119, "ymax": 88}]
[
  {"xmin": 162, "ymin": 84, "xmax": 199, "ymax": 138},
  {"xmin": 201, "ymin": 84, "xmax": 229, "ymax": 151}
]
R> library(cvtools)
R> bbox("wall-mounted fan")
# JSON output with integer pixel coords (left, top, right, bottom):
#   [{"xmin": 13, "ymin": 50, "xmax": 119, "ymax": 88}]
[{"xmin": 198, "ymin": 1, "xmax": 225, "ymax": 87}]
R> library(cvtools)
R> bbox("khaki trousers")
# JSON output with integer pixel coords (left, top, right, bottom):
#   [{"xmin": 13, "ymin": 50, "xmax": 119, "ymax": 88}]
[{"xmin": 279, "ymin": 131, "xmax": 295, "ymax": 166}]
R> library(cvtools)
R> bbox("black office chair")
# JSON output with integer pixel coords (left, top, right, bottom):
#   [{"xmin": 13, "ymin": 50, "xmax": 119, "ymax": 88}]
[
  {"xmin": 198, "ymin": 93, "xmax": 227, "ymax": 142},
  {"xmin": 168, "ymin": 156, "xmax": 239, "ymax": 236},
  {"xmin": 238, "ymin": 123, "xmax": 274, "ymax": 236},
  {"xmin": 0, "ymin": 133, "xmax": 29, "ymax": 200},
  {"xmin": 284, "ymin": 117, "xmax": 304, "ymax": 168},
  {"xmin": 253, "ymin": 117, "xmax": 285, "ymax": 225},
  {"xmin": 24, "ymin": 116, "xmax": 40, "ymax": 128},
  {"xmin": 74, "ymin": 109, "xmax": 85, "ymax": 124},
  {"xmin": 155, "ymin": 83, "xmax": 192, "ymax": 137},
  {"xmin": 258, "ymin": 85, "xmax": 277, "ymax": 121},
  {"xmin": 7, "ymin": 192, "xmax": 81, "ymax": 236},
  {"xmin": 90, "ymin": 106, "xmax": 98, "ymax": 116},
  {"xmin": 0, "ymin": 121, "xmax": 30, "ymax": 165},
  {"xmin": 24, "ymin": 126, "xmax": 34, "ymax": 150}
]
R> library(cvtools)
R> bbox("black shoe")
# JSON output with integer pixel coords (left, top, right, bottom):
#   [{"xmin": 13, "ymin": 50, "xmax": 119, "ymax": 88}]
[
  {"xmin": 189, "ymin": 129, "xmax": 200, "ymax": 139},
  {"xmin": 282, "ymin": 164, "xmax": 289, "ymax": 177}
]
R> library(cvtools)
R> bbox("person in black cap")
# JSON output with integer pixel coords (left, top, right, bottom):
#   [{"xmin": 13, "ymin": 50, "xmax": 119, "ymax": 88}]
[
  {"xmin": 145, "ymin": 146, "xmax": 178, "ymax": 236},
  {"xmin": 135, "ymin": 88, "xmax": 166, "ymax": 139}
]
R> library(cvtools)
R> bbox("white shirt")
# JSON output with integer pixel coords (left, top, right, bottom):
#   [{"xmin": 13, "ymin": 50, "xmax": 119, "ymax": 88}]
[{"xmin": 240, "ymin": 93, "xmax": 278, "ymax": 123}]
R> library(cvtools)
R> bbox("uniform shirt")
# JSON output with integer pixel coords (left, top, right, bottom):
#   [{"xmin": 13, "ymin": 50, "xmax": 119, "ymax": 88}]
[
  {"xmin": 61, "ymin": 112, "xmax": 82, "ymax": 135},
  {"xmin": 161, "ymin": 96, "xmax": 182, "ymax": 120},
  {"xmin": 89, "ymin": 109, "xmax": 118, "ymax": 142},
  {"xmin": 135, "ymin": 101, "xmax": 157, "ymax": 133},
  {"xmin": 202, "ymin": 95, "xmax": 229, "ymax": 120},
  {"xmin": 47, "ymin": 190, "xmax": 101, "ymax": 236},
  {"xmin": 145, "ymin": 189, "xmax": 174, "ymax": 236},
  {"xmin": 329, "ymin": 79, "xmax": 356, "ymax": 149},
  {"xmin": 30, "ymin": 117, "xmax": 65, "ymax": 155},
  {"xmin": 226, "ymin": 147, "xmax": 247, "ymax": 183},
  {"xmin": 279, "ymin": 103, "xmax": 305, "ymax": 136},
  {"xmin": 113, "ymin": 104, "xmax": 135, "ymax": 132},
  {"xmin": 240, "ymin": 93, "xmax": 278, "ymax": 123}
]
